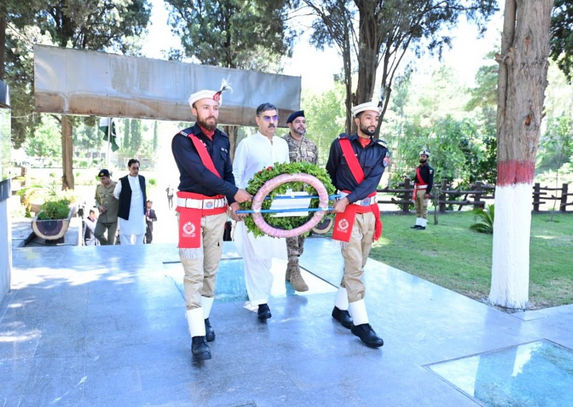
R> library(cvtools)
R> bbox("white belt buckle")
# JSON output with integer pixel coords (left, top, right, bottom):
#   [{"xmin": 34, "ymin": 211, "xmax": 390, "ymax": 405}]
[
  {"xmin": 203, "ymin": 199, "xmax": 215, "ymax": 209},
  {"xmin": 360, "ymin": 198, "xmax": 371, "ymax": 206}
]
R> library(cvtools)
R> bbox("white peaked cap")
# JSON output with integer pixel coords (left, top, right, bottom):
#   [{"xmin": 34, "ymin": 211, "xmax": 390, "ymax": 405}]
[
  {"xmin": 351, "ymin": 101, "xmax": 382, "ymax": 117},
  {"xmin": 188, "ymin": 90, "xmax": 222, "ymax": 108},
  {"xmin": 419, "ymin": 150, "xmax": 430, "ymax": 157}
]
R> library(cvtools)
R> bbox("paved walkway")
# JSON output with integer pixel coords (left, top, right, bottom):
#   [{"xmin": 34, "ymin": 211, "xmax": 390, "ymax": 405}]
[{"xmin": 2, "ymin": 237, "xmax": 573, "ymax": 407}]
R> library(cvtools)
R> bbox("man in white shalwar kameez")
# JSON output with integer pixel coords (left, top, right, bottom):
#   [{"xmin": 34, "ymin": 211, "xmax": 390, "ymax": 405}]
[
  {"xmin": 233, "ymin": 103, "xmax": 289, "ymax": 321},
  {"xmin": 114, "ymin": 158, "xmax": 147, "ymax": 245}
]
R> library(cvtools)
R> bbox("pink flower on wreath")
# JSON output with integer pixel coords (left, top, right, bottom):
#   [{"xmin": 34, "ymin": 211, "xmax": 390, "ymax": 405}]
[{"xmin": 266, "ymin": 166, "xmax": 273, "ymax": 171}]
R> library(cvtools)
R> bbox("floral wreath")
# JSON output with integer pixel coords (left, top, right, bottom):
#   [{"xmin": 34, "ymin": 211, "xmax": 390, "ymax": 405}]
[{"xmin": 240, "ymin": 161, "xmax": 336, "ymax": 238}]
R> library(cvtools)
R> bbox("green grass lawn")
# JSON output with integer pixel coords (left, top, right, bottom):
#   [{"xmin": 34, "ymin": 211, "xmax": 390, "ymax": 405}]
[{"xmin": 369, "ymin": 212, "xmax": 573, "ymax": 309}]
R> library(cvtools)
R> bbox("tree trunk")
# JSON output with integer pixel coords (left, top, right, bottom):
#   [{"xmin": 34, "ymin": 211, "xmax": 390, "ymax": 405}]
[
  {"xmin": 61, "ymin": 115, "xmax": 75, "ymax": 190},
  {"xmin": 224, "ymin": 125, "xmax": 238, "ymax": 160},
  {"xmin": 0, "ymin": 11, "xmax": 5, "ymax": 80},
  {"xmin": 490, "ymin": 0, "xmax": 553, "ymax": 309},
  {"xmin": 355, "ymin": 0, "xmax": 380, "ymax": 105}
]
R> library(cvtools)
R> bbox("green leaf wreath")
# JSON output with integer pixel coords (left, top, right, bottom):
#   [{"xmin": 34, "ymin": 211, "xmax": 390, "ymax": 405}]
[{"xmin": 240, "ymin": 161, "xmax": 336, "ymax": 238}]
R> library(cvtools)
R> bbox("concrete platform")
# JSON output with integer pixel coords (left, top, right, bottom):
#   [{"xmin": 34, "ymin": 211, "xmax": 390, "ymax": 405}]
[{"xmin": 1, "ymin": 238, "xmax": 572, "ymax": 406}]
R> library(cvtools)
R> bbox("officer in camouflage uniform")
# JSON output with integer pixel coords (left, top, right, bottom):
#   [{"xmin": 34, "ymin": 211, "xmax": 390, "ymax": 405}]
[{"xmin": 282, "ymin": 110, "xmax": 318, "ymax": 292}]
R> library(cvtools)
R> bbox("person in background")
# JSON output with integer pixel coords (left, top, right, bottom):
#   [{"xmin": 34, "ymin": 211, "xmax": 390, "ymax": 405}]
[
  {"xmin": 114, "ymin": 159, "xmax": 147, "ymax": 245},
  {"xmin": 326, "ymin": 100, "xmax": 390, "ymax": 349},
  {"xmin": 166, "ymin": 185, "xmax": 174, "ymax": 210},
  {"xmin": 411, "ymin": 150, "xmax": 434, "ymax": 230},
  {"xmin": 84, "ymin": 209, "xmax": 98, "ymax": 246},
  {"xmin": 145, "ymin": 200, "xmax": 158, "ymax": 244},
  {"xmin": 94, "ymin": 169, "xmax": 119, "ymax": 245},
  {"xmin": 282, "ymin": 110, "xmax": 318, "ymax": 292}
]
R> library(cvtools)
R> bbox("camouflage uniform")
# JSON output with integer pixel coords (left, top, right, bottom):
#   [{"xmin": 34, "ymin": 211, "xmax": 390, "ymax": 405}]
[{"xmin": 282, "ymin": 133, "xmax": 318, "ymax": 291}]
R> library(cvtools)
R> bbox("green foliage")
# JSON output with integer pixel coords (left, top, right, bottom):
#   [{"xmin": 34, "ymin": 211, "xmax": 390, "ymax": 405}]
[
  {"xmin": 537, "ymin": 116, "xmax": 573, "ymax": 172},
  {"xmin": 469, "ymin": 204, "xmax": 494, "ymax": 234},
  {"xmin": 303, "ymin": 84, "xmax": 346, "ymax": 165},
  {"xmin": 37, "ymin": 199, "xmax": 71, "ymax": 220},
  {"xmin": 370, "ymin": 212, "xmax": 573, "ymax": 308},
  {"xmin": 24, "ymin": 117, "xmax": 62, "ymax": 163},
  {"xmin": 550, "ymin": 0, "xmax": 573, "ymax": 81},
  {"xmin": 5, "ymin": 0, "xmax": 151, "ymax": 147},
  {"xmin": 240, "ymin": 162, "xmax": 336, "ymax": 238},
  {"xmin": 166, "ymin": 0, "xmax": 293, "ymax": 71}
]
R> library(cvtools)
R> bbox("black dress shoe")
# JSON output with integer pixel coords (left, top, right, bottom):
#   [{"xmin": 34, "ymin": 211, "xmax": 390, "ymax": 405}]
[
  {"xmin": 205, "ymin": 318, "xmax": 215, "ymax": 342},
  {"xmin": 351, "ymin": 323, "xmax": 384, "ymax": 348},
  {"xmin": 191, "ymin": 336, "xmax": 212, "ymax": 360},
  {"xmin": 258, "ymin": 304, "xmax": 272, "ymax": 321},
  {"xmin": 416, "ymin": 226, "xmax": 426, "ymax": 230},
  {"xmin": 411, "ymin": 225, "xmax": 421, "ymax": 229},
  {"xmin": 331, "ymin": 306, "xmax": 352, "ymax": 329}
]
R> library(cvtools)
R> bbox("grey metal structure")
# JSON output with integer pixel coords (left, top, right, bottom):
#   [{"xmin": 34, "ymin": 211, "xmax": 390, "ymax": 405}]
[{"xmin": 34, "ymin": 45, "xmax": 301, "ymax": 127}]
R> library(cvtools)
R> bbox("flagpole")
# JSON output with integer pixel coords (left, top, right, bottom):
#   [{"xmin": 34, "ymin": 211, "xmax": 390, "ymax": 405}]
[{"xmin": 106, "ymin": 118, "xmax": 111, "ymax": 168}]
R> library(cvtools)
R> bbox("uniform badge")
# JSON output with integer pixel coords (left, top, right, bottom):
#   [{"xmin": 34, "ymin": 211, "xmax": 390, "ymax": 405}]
[
  {"xmin": 182, "ymin": 221, "xmax": 196, "ymax": 237},
  {"xmin": 205, "ymin": 201, "xmax": 214, "ymax": 209},
  {"xmin": 336, "ymin": 218, "xmax": 349, "ymax": 233}
]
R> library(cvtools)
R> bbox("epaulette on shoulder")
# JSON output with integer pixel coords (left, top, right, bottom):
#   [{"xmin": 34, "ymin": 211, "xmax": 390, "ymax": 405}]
[
  {"xmin": 338, "ymin": 133, "xmax": 350, "ymax": 139},
  {"xmin": 177, "ymin": 129, "xmax": 190, "ymax": 137},
  {"xmin": 375, "ymin": 138, "xmax": 388, "ymax": 148}
]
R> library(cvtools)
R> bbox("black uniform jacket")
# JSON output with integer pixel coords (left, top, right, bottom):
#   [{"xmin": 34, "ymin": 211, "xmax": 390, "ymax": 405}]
[
  {"xmin": 172, "ymin": 124, "xmax": 239, "ymax": 203},
  {"xmin": 414, "ymin": 163, "xmax": 434, "ymax": 194},
  {"xmin": 326, "ymin": 134, "xmax": 389, "ymax": 204}
]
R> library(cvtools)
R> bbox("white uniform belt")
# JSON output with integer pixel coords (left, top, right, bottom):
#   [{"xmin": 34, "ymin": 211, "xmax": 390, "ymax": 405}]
[
  {"xmin": 177, "ymin": 197, "xmax": 227, "ymax": 209},
  {"xmin": 339, "ymin": 192, "xmax": 377, "ymax": 207},
  {"xmin": 414, "ymin": 184, "xmax": 427, "ymax": 189}
]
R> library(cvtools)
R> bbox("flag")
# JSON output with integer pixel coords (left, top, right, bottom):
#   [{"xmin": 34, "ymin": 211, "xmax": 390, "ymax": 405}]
[{"xmin": 99, "ymin": 118, "xmax": 119, "ymax": 152}]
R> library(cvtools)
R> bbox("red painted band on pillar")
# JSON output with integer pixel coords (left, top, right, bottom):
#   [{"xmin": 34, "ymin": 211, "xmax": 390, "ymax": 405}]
[{"xmin": 497, "ymin": 160, "xmax": 535, "ymax": 186}]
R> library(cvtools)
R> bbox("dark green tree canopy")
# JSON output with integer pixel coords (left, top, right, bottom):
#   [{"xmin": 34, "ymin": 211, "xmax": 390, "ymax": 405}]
[
  {"xmin": 165, "ymin": 0, "xmax": 295, "ymax": 70},
  {"xmin": 550, "ymin": 0, "xmax": 573, "ymax": 80}
]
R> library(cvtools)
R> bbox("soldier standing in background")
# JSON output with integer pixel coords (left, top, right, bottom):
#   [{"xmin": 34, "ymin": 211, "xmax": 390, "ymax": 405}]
[
  {"xmin": 411, "ymin": 150, "xmax": 434, "ymax": 230},
  {"xmin": 282, "ymin": 110, "xmax": 318, "ymax": 292}
]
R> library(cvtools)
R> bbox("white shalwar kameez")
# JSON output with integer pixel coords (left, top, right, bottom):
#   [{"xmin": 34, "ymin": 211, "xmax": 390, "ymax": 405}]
[
  {"xmin": 114, "ymin": 175, "xmax": 146, "ymax": 245},
  {"xmin": 233, "ymin": 132, "xmax": 289, "ymax": 305}
]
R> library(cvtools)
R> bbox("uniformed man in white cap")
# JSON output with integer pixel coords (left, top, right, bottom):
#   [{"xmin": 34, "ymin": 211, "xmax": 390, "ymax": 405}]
[
  {"xmin": 411, "ymin": 150, "xmax": 434, "ymax": 230},
  {"xmin": 172, "ymin": 85, "xmax": 251, "ymax": 361},
  {"xmin": 326, "ymin": 100, "xmax": 389, "ymax": 348}
]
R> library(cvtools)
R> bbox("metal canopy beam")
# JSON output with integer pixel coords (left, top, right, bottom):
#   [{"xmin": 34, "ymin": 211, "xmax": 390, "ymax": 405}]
[{"xmin": 34, "ymin": 45, "xmax": 300, "ymax": 127}]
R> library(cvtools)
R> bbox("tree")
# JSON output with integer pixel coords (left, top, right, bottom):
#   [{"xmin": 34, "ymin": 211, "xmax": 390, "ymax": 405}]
[
  {"xmin": 25, "ymin": 116, "xmax": 61, "ymax": 163},
  {"xmin": 165, "ymin": 0, "xmax": 295, "ymax": 157},
  {"xmin": 550, "ymin": 0, "xmax": 573, "ymax": 81},
  {"xmin": 5, "ymin": 0, "xmax": 151, "ymax": 189},
  {"xmin": 303, "ymin": 83, "xmax": 346, "ymax": 164},
  {"xmin": 305, "ymin": 0, "xmax": 356, "ymax": 133},
  {"xmin": 306, "ymin": 0, "xmax": 498, "ymax": 132},
  {"xmin": 490, "ymin": 0, "xmax": 554, "ymax": 309}
]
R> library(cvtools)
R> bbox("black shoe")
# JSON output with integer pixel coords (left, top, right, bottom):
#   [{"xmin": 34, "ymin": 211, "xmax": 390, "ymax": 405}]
[
  {"xmin": 416, "ymin": 226, "xmax": 426, "ymax": 230},
  {"xmin": 351, "ymin": 323, "xmax": 384, "ymax": 348},
  {"xmin": 191, "ymin": 336, "xmax": 212, "ymax": 360},
  {"xmin": 411, "ymin": 225, "xmax": 421, "ymax": 229},
  {"xmin": 258, "ymin": 304, "xmax": 272, "ymax": 321},
  {"xmin": 205, "ymin": 318, "xmax": 215, "ymax": 342},
  {"xmin": 331, "ymin": 306, "xmax": 353, "ymax": 329}
]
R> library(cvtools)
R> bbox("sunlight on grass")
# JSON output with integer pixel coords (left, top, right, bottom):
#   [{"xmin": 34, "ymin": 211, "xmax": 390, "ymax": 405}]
[{"xmin": 371, "ymin": 212, "xmax": 573, "ymax": 309}]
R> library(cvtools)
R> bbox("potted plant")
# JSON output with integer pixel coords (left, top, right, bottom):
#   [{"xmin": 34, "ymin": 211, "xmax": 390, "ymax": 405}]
[{"xmin": 32, "ymin": 194, "xmax": 77, "ymax": 244}]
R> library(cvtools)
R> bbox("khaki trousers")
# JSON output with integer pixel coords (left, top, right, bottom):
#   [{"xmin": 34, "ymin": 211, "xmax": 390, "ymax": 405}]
[
  {"xmin": 340, "ymin": 212, "xmax": 375, "ymax": 303},
  {"xmin": 94, "ymin": 220, "xmax": 117, "ymax": 245},
  {"xmin": 179, "ymin": 212, "xmax": 227, "ymax": 310},
  {"xmin": 414, "ymin": 191, "xmax": 429, "ymax": 219}
]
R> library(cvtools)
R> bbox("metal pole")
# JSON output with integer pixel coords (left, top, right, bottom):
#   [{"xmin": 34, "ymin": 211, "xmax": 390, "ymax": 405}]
[{"xmin": 106, "ymin": 118, "xmax": 111, "ymax": 168}]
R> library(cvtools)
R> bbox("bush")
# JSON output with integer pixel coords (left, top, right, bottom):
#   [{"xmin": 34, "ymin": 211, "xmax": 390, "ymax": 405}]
[
  {"xmin": 37, "ymin": 199, "xmax": 71, "ymax": 220},
  {"xmin": 469, "ymin": 204, "xmax": 494, "ymax": 234}
]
